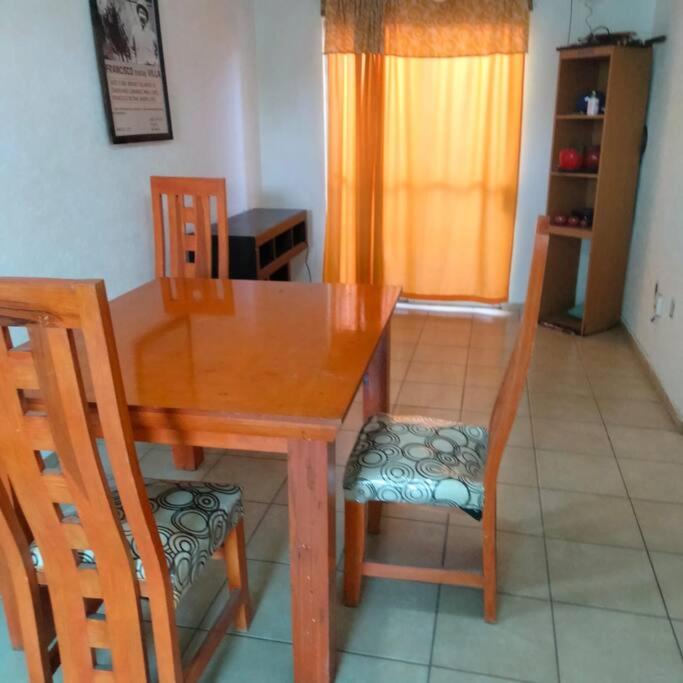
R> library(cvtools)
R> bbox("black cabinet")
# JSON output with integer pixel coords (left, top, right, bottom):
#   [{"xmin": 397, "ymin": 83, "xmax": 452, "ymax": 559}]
[{"xmin": 212, "ymin": 209, "xmax": 308, "ymax": 281}]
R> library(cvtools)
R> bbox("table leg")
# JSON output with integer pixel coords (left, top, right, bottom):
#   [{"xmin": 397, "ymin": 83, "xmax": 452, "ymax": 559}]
[
  {"xmin": 171, "ymin": 445, "xmax": 204, "ymax": 471},
  {"xmin": 287, "ymin": 438, "xmax": 336, "ymax": 683},
  {"xmin": 364, "ymin": 327, "xmax": 390, "ymax": 534}
]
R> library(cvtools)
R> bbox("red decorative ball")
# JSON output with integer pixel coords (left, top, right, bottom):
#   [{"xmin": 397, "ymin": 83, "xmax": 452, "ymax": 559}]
[
  {"xmin": 584, "ymin": 146, "xmax": 601, "ymax": 172},
  {"xmin": 553, "ymin": 214, "xmax": 568, "ymax": 226},
  {"xmin": 559, "ymin": 148, "xmax": 583, "ymax": 172},
  {"xmin": 568, "ymin": 216, "xmax": 580, "ymax": 227}
]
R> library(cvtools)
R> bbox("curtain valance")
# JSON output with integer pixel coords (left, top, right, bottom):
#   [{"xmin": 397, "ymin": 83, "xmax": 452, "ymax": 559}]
[{"xmin": 323, "ymin": 0, "xmax": 529, "ymax": 58}]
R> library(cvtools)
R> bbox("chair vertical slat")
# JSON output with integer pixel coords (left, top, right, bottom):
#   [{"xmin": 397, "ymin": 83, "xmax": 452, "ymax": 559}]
[
  {"xmin": 193, "ymin": 195, "xmax": 210, "ymax": 278},
  {"xmin": 167, "ymin": 193, "xmax": 185, "ymax": 279},
  {"xmin": 215, "ymin": 185, "xmax": 229, "ymax": 279},
  {"xmin": 151, "ymin": 190, "xmax": 166, "ymax": 279}
]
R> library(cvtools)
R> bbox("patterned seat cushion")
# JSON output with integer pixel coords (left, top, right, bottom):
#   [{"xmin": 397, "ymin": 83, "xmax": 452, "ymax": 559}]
[
  {"xmin": 30, "ymin": 480, "xmax": 243, "ymax": 605},
  {"xmin": 343, "ymin": 414, "xmax": 488, "ymax": 520}
]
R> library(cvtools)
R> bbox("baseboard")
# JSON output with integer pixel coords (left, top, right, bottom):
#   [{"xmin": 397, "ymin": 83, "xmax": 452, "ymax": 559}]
[{"xmin": 622, "ymin": 322, "xmax": 683, "ymax": 432}]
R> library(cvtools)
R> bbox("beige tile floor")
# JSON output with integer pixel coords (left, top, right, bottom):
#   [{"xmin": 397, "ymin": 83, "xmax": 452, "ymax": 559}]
[{"xmin": 3, "ymin": 308, "xmax": 683, "ymax": 682}]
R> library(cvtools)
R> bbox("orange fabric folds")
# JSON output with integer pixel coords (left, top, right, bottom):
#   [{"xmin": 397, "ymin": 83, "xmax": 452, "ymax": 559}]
[{"xmin": 323, "ymin": 52, "xmax": 525, "ymax": 302}]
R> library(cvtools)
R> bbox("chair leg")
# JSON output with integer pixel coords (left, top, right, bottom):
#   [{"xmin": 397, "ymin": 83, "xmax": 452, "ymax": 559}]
[
  {"xmin": 0, "ymin": 501, "xmax": 53, "ymax": 680},
  {"xmin": 0, "ymin": 556, "xmax": 23, "ymax": 650},
  {"xmin": 344, "ymin": 501, "xmax": 367, "ymax": 607},
  {"xmin": 225, "ymin": 518, "xmax": 251, "ymax": 631},
  {"xmin": 482, "ymin": 505, "xmax": 497, "ymax": 624},
  {"xmin": 367, "ymin": 501, "xmax": 382, "ymax": 535}
]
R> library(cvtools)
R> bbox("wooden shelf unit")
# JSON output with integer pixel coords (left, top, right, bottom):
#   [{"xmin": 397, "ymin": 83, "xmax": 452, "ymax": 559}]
[
  {"xmin": 211, "ymin": 209, "xmax": 308, "ymax": 281},
  {"xmin": 540, "ymin": 45, "xmax": 653, "ymax": 335}
]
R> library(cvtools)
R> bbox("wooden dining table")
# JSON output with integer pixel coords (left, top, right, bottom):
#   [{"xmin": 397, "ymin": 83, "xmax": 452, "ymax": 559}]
[{"xmin": 107, "ymin": 276, "xmax": 399, "ymax": 682}]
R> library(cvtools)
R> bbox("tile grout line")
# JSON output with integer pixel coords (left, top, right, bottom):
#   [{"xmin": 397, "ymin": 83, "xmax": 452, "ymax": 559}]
[
  {"xmin": 215, "ymin": 628, "xmax": 536, "ymax": 681},
  {"xmin": 430, "ymin": 664, "xmax": 536, "ymax": 683},
  {"xmin": 458, "ymin": 313, "xmax": 475, "ymax": 420},
  {"xmin": 391, "ymin": 312, "xmax": 466, "ymax": 681},
  {"xmin": 529, "ymin": 334, "xmax": 568, "ymax": 683},
  {"xmin": 577, "ymin": 341, "xmax": 683, "ymax": 662},
  {"xmin": 427, "ymin": 585, "xmax": 442, "ymax": 682},
  {"xmin": 396, "ymin": 314, "xmax": 429, "ymax": 410},
  {"xmin": 190, "ymin": 555, "xmax": 679, "ymax": 635},
  {"xmin": 427, "ymin": 506, "xmax": 451, "ymax": 677}
]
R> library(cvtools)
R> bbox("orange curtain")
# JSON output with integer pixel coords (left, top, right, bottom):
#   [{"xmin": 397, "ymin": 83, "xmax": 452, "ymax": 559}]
[{"xmin": 323, "ymin": 52, "xmax": 525, "ymax": 301}]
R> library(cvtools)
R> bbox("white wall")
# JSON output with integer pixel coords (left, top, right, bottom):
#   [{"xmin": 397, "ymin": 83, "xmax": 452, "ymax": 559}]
[
  {"xmin": 252, "ymin": 0, "xmax": 326, "ymax": 280},
  {"xmin": 508, "ymin": 0, "xmax": 657, "ymax": 301},
  {"xmin": 0, "ymin": 0, "xmax": 260, "ymax": 298},
  {"xmin": 623, "ymin": 0, "xmax": 683, "ymax": 419}
]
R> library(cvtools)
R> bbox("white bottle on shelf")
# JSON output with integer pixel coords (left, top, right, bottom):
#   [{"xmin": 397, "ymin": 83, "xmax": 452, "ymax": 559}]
[{"xmin": 585, "ymin": 91, "xmax": 600, "ymax": 116}]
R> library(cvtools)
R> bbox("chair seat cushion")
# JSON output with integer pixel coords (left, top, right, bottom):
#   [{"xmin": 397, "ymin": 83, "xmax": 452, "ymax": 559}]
[
  {"xmin": 29, "ymin": 479, "xmax": 243, "ymax": 605},
  {"xmin": 343, "ymin": 414, "xmax": 488, "ymax": 520}
]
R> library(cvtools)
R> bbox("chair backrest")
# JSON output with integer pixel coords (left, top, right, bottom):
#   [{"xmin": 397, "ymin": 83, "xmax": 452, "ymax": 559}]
[
  {"xmin": 0, "ymin": 278, "xmax": 181, "ymax": 681},
  {"xmin": 151, "ymin": 176, "xmax": 229, "ymax": 279},
  {"xmin": 484, "ymin": 217, "xmax": 550, "ymax": 491}
]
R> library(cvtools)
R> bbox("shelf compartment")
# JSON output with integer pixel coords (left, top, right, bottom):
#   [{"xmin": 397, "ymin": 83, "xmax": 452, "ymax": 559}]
[
  {"xmin": 259, "ymin": 242, "xmax": 308, "ymax": 280},
  {"xmin": 548, "ymin": 174, "xmax": 597, "ymax": 219},
  {"xmin": 269, "ymin": 264, "xmax": 290, "ymax": 281},
  {"xmin": 258, "ymin": 241, "xmax": 275, "ymax": 268},
  {"xmin": 292, "ymin": 222, "xmax": 307, "ymax": 246},
  {"xmin": 274, "ymin": 230, "xmax": 294, "ymax": 257},
  {"xmin": 550, "ymin": 119, "xmax": 603, "ymax": 180},
  {"xmin": 548, "ymin": 225, "xmax": 593, "ymax": 240},
  {"xmin": 555, "ymin": 55, "xmax": 611, "ymax": 117}
]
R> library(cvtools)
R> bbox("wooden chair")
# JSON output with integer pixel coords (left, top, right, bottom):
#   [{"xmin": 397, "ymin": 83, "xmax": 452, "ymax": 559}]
[
  {"xmin": 343, "ymin": 217, "xmax": 550, "ymax": 623},
  {"xmin": 150, "ymin": 176, "xmax": 229, "ymax": 471},
  {"xmin": 0, "ymin": 277, "xmax": 250, "ymax": 681},
  {"xmin": 151, "ymin": 176, "xmax": 229, "ymax": 279}
]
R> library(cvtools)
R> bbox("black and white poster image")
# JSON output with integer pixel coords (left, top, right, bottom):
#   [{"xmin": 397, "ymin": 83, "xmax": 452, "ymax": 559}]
[{"xmin": 90, "ymin": 0, "xmax": 173, "ymax": 143}]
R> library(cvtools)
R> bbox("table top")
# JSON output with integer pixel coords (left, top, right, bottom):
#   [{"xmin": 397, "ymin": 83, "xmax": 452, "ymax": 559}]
[{"xmin": 110, "ymin": 278, "xmax": 399, "ymax": 428}]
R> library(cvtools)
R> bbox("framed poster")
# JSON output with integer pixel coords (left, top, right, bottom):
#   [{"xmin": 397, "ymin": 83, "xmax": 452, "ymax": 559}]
[{"xmin": 90, "ymin": 0, "xmax": 173, "ymax": 144}]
